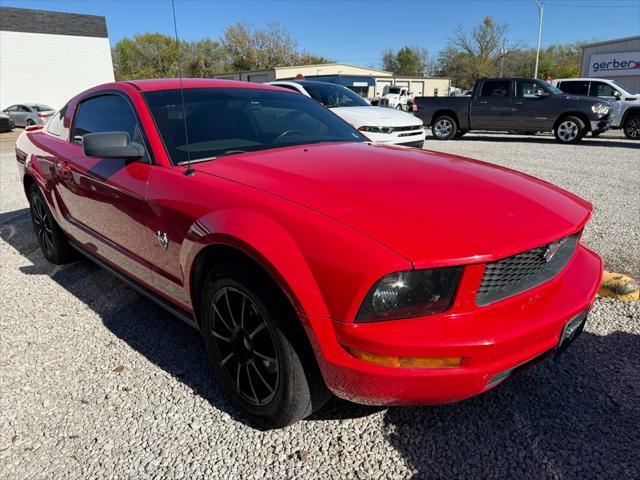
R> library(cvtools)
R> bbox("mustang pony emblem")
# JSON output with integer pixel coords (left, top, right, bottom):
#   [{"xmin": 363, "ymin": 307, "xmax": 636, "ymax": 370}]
[
  {"xmin": 156, "ymin": 231, "xmax": 169, "ymax": 251},
  {"xmin": 543, "ymin": 238, "xmax": 566, "ymax": 263}
]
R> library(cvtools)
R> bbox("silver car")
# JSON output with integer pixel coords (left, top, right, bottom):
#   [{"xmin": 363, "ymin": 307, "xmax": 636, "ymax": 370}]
[{"xmin": 2, "ymin": 103, "xmax": 55, "ymax": 127}]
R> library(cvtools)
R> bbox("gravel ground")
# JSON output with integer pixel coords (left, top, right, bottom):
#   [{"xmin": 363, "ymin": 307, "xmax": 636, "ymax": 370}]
[{"xmin": 1, "ymin": 128, "xmax": 639, "ymax": 479}]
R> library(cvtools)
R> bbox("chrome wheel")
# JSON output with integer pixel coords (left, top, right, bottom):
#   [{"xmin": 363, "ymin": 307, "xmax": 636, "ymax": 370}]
[
  {"xmin": 557, "ymin": 120, "xmax": 579, "ymax": 142},
  {"xmin": 624, "ymin": 117, "xmax": 640, "ymax": 139},
  {"xmin": 31, "ymin": 195, "xmax": 54, "ymax": 253},
  {"xmin": 209, "ymin": 287, "xmax": 279, "ymax": 406},
  {"xmin": 434, "ymin": 119, "xmax": 453, "ymax": 138}
]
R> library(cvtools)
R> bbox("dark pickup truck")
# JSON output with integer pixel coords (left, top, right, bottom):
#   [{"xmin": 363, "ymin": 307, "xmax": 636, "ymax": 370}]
[{"xmin": 414, "ymin": 78, "xmax": 613, "ymax": 143}]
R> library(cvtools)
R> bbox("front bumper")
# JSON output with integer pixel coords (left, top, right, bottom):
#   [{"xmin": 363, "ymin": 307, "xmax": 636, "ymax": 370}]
[
  {"xmin": 590, "ymin": 115, "xmax": 612, "ymax": 133},
  {"xmin": 303, "ymin": 244, "xmax": 602, "ymax": 405}
]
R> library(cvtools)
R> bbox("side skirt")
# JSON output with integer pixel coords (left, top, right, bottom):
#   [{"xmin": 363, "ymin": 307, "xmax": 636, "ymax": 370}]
[{"xmin": 69, "ymin": 241, "xmax": 199, "ymax": 330}]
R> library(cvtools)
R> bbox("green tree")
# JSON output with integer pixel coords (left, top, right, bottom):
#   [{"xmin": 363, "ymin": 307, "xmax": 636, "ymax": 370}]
[
  {"xmin": 112, "ymin": 33, "xmax": 179, "ymax": 80},
  {"xmin": 381, "ymin": 46, "xmax": 432, "ymax": 76}
]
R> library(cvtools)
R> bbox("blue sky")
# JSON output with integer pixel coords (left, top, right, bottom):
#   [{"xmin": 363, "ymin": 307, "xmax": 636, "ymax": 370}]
[{"xmin": 5, "ymin": 0, "xmax": 640, "ymax": 67}]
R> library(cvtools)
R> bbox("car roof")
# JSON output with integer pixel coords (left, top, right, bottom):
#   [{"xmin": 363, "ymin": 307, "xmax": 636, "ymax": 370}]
[{"xmin": 123, "ymin": 78, "xmax": 286, "ymax": 92}]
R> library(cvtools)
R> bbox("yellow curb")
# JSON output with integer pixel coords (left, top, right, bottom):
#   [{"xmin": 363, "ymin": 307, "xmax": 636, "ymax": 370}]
[{"xmin": 598, "ymin": 271, "xmax": 640, "ymax": 301}]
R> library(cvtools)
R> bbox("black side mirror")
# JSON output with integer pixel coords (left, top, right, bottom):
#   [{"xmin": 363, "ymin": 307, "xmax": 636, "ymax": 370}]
[{"xmin": 82, "ymin": 132, "xmax": 145, "ymax": 159}]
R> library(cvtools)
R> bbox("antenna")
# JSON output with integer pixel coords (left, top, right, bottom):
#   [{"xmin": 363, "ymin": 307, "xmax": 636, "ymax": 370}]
[{"xmin": 171, "ymin": 0, "xmax": 194, "ymax": 176}]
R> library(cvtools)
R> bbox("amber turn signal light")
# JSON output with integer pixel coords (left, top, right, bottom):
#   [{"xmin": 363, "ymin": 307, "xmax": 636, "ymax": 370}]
[{"xmin": 348, "ymin": 348, "xmax": 462, "ymax": 368}]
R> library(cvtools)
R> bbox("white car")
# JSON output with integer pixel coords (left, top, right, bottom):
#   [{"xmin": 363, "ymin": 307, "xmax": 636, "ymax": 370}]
[{"xmin": 268, "ymin": 80, "xmax": 426, "ymax": 148}]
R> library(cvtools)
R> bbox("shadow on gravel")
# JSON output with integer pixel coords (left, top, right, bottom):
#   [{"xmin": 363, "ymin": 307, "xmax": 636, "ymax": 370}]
[
  {"xmin": 0, "ymin": 208, "xmax": 250, "ymax": 426},
  {"xmin": 429, "ymin": 134, "xmax": 640, "ymax": 149},
  {"xmin": 3, "ymin": 208, "xmax": 640, "ymax": 477},
  {"xmin": 383, "ymin": 329, "xmax": 640, "ymax": 479}
]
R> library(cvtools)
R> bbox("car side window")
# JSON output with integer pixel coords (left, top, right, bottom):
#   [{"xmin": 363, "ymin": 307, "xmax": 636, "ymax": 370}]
[
  {"xmin": 589, "ymin": 82, "xmax": 618, "ymax": 97},
  {"xmin": 558, "ymin": 81, "xmax": 589, "ymax": 96},
  {"xmin": 18, "ymin": 105, "xmax": 30, "ymax": 112},
  {"xmin": 5, "ymin": 105, "xmax": 18, "ymax": 112},
  {"xmin": 479, "ymin": 81, "xmax": 511, "ymax": 98},
  {"xmin": 516, "ymin": 80, "xmax": 545, "ymax": 99},
  {"xmin": 71, "ymin": 94, "xmax": 150, "ymax": 161},
  {"xmin": 46, "ymin": 106, "xmax": 67, "ymax": 138}
]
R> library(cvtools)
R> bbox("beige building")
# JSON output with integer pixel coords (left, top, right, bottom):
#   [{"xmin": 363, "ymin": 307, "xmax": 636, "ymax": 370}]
[{"xmin": 213, "ymin": 63, "xmax": 450, "ymax": 99}]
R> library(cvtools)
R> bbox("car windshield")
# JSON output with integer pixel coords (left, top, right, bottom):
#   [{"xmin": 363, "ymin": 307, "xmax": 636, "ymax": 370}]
[
  {"xmin": 546, "ymin": 84, "xmax": 563, "ymax": 95},
  {"xmin": 32, "ymin": 105, "xmax": 53, "ymax": 112},
  {"xmin": 388, "ymin": 87, "xmax": 402, "ymax": 94},
  {"xmin": 608, "ymin": 80, "xmax": 632, "ymax": 95},
  {"xmin": 143, "ymin": 88, "xmax": 366, "ymax": 164},
  {"xmin": 300, "ymin": 82, "xmax": 370, "ymax": 108}
]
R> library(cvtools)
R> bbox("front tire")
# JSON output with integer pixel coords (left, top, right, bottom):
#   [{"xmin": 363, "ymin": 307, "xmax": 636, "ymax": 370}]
[
  {"xmin": 431, "ymin": 115, "xmax": 458, "ymax": 140},
  {"xmin": 623, "ymin": 114, "xmax": 640, "ymax": 140},
  {"xmin": 554, "ymin": 116, "xmax": 585, "ymax": 144},
  {"xmin": 28, "ymin": 183, "xmax": 75, "ymax": 264},
  {"xmin": 201, "ymin": 263, "xmax": 330, "ymax": 429},
  {"xmin": 26, "ymin": 119, "xmax": 35, "ymax": 127}
]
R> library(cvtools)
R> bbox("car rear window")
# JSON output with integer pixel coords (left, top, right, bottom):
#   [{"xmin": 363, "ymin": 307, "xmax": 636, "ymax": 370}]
[{"xmin": 143, "ymin": 88, "xmax": 366, "ymax": 165}]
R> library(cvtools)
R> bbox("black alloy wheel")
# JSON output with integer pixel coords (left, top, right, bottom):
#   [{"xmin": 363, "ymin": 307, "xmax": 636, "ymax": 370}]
[
  {"xmin": 201, "ymin": 263, "xmax": 331, "ymax": 428},
  {"xmin": 209, "ymin": 286, "xmax": 279, "ymax": 406},
  {"xmin": 624, "ymin": 115, "xmax": 640, "ymax": 140},
  {"xmin": 28, "ymin": 184, "xmax": 75, "ymax": 264}
]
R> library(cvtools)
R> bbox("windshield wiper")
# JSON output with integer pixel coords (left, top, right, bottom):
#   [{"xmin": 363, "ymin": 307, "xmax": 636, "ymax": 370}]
[{"xmin": 176, "ymin": 149, "xmax": 248, "ymax": 166}]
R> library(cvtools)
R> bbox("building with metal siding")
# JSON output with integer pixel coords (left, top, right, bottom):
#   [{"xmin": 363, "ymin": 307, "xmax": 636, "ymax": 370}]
[
  {"xmin": 213, "ymin": 63, "xmax": 450, "ymax": 100},
  {"xmin": 580, "ymin": 36, "xmax": 640, "ymax": 94},
  {"xmin": 0, "ymin": 6, "xmax": 115, "ymax": 110}
]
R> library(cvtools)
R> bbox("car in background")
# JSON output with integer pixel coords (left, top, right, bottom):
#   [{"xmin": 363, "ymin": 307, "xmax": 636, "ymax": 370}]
[
  {"xmin": 0, "ymin": 112, "xmax": 15, "ymax": 132},
  {"xmin": 15, "ymin": 78, "xmax": 602, "ymax": 428},
  {"xmin": 268, "ymin": 80, "xmax": 425, "ymax": 148},
  {"xmin": 414, "ymin": 78, "xmax": 612, "ymax": 143},
  {"xmin": 552, "ymin": 78, "xmax": 640, "ymax": 139},
  {"xmin": 3, "ymin": 103, "xmax": 55, "ymax": 127}
]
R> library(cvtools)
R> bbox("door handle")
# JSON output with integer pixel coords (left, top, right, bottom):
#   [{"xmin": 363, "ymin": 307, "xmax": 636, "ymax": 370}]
[
  {"xmin": 478, "ymin": 101, "xmax": 488, "ymax": 104},
  {"xmin": 514, "ymin": 101, "xmax": 524, "ymax": 105},
  {"xmin": 56, "ymin": 159, "xmax": 71, "ymax": 174}
]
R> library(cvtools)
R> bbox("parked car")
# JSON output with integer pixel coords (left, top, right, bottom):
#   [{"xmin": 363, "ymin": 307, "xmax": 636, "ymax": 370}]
[
  {"xmin": 552, "ymin": 78, "xmax": 640, "ymax": 139},
  {"xmin": 414, "ymin": 78, "xmax": 612, "ymax": 143},
  {"xmin": 0, "ymin": 112, "xmax": 15, "ymax": 132},
  {"xmin": 268, "ymin": 80, "xmax": 425, "ymax": 148},
  {"xmin": 3, "ymin": 103, "xmax": 55, "ymax": 127},
  {"xmin": 16, "ymin": 79, "xmax": 602, "ymax": 428}
]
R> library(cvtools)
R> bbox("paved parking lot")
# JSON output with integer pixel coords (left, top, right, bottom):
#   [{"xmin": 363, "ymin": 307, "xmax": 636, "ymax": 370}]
[{"xmin": 1, "ymin": 128, "xmax": 638, "ymax": 479}]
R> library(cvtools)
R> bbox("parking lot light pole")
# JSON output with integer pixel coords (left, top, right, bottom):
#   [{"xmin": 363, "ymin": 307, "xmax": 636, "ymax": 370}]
[{"xmin": 533, "ymin": 0, "xmax": 544, "ymax": 79}]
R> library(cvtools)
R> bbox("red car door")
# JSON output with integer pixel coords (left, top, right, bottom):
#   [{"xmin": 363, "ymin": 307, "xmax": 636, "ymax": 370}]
[{"xmin": 54, "ymin": 93, "xmax": 155, "ymax": 285}]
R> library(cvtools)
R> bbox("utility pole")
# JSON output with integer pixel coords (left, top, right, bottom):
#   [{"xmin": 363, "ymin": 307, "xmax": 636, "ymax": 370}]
[
  {"xmin": 499, "ymin": 39, "xmax": 508, "ymax": 78},
  {"xmin": 533, "ymin": 0, "xmax": 544, "ymax": 79}
]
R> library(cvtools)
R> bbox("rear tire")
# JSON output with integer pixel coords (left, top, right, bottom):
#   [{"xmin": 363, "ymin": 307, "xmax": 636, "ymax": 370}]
[
  {"xmin": 28, "ymin": 183, "xmax": 75, "ymax": 264},
  {"xmin": 200, "ymin": 263, "xmax": 330, "ymax": 429},
  {"xmin": 623, "ymin": 114, "xmax": 640, "ymax": 140},
  {"xmin": 554, "ymin": 116, "xmax": 585, "ymax": 144},
  {"xmin": 431, "ymin": 115, "xmax": 458, "ymax": 140}
]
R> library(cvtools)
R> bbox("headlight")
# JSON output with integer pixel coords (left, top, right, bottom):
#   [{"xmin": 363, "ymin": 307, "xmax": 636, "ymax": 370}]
[
  {"xmin": 356, "ymin": 267, "xmax": 461, "ymax": 322},
  {"xmin": 358, "ymin": 126, "xmax": 382, "ymax": 133},
  {"xmin": 591, "ymin": 104, "xmax": 610, "ymax": 115}
]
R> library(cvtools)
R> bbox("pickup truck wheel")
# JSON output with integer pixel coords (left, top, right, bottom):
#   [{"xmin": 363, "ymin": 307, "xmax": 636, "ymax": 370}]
[
  {"xmin": 28, "ymin": 183, "xmax": 75, "ymax": 264},
  {"xmin": 432, "ymin": 115, "xmax": 458, "ymax": 140},
  {"xmin": 201, "ymin": 263, "xmax": 330, "ymax": 429},
  {"xmin": 623, "ymin": 115, "xmax": 640, "ymax": 140},
  {"xmin": 554, "ymin": 116, "xmax": 585, "ymax": 144}
]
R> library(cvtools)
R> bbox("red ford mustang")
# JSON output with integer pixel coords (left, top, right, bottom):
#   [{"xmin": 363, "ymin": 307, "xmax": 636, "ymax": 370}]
[{"xmin": 16, "ymin": 79, "xmax": 602, "ymax": 428}]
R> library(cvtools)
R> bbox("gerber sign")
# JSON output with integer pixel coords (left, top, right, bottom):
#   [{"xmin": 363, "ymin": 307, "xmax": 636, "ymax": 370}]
[{"xmin": 589, "ymin": 52, "xmax": 640, "ymax": 77}]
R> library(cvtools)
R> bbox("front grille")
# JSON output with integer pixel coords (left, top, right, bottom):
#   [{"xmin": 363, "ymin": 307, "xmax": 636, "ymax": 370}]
[{"xmin": 476, "ymin": 233, "xmax": 579, "ymax": 306}]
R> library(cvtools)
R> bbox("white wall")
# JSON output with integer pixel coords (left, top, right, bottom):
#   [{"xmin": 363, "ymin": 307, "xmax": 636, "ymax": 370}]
[{"xmin": 0, "ymin": 30, "xmax": 114, "ymax": 111}]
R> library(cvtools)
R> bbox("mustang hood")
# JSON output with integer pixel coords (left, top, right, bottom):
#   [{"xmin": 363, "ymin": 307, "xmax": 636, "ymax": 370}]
[{"xmin": 196, "ymin": 143, "xmax": 592, "ymax": 266}]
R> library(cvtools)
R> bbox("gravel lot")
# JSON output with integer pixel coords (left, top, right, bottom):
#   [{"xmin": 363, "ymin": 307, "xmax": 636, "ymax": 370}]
[{"xmin": 1, "ymin": 128, "xmax": 638, "ymax": 479}]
